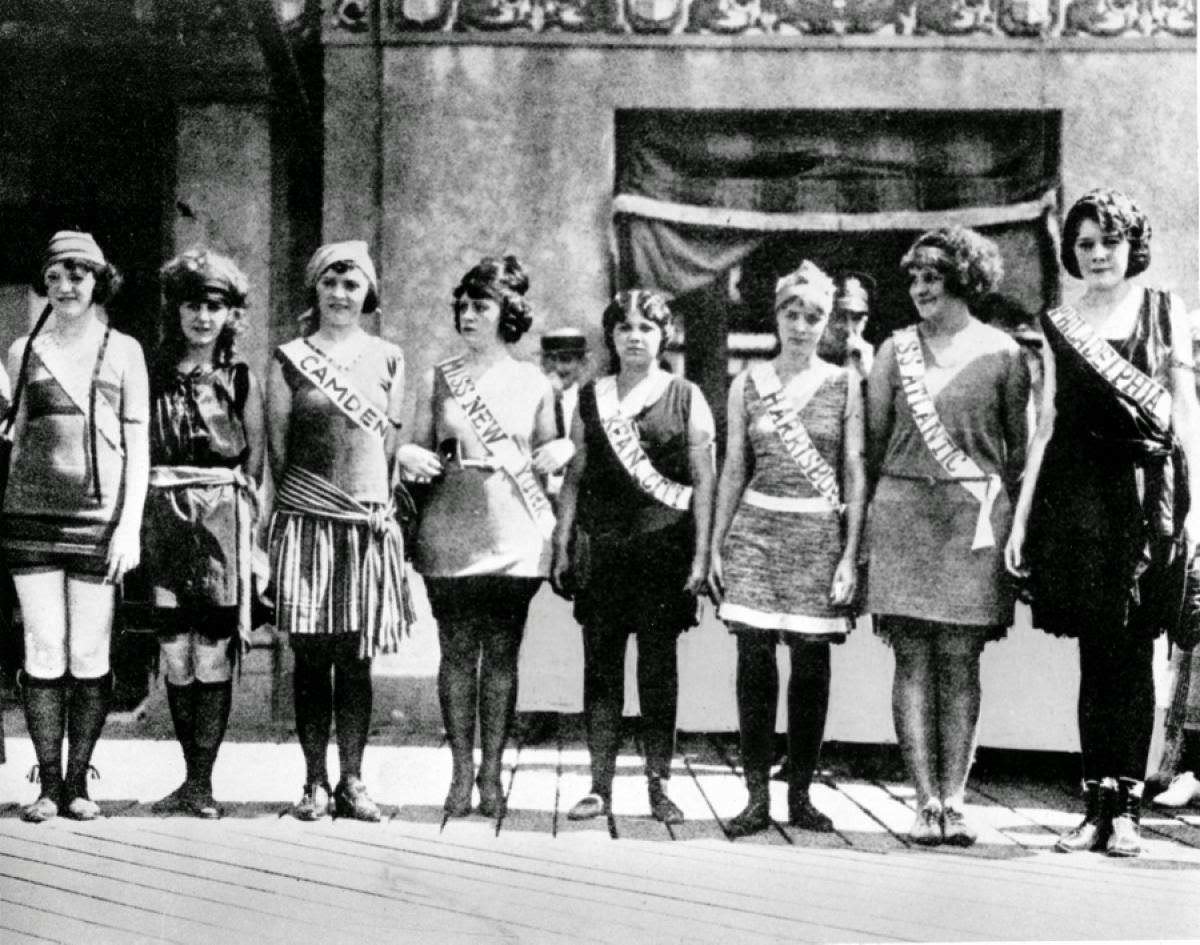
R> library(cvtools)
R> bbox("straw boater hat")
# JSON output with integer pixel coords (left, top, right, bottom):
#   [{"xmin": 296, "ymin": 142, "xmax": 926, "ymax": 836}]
[
  {"xmin": 541, "ymin": 327, "xmax": 588, "ymax": 356},
  {"xmin": 834, "ymin": 273, "xmax": 873, "ymax": 317}
]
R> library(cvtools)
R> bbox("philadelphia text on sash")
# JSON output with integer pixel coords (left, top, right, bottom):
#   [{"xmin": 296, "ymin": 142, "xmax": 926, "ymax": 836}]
[
  {"xmin": 278, "ymin": 338, "xmax": 391, "ymax": 440},
  {"xmin": 749, "ymin": 362, "xmax": 844, "ymax": 516},
  {"xmin": 594, "ymin": 377, "xmax": 692, "ymax": 512},
  {"xmin": 1047, "ymin": 305, "xmax": 1173, "ymax": 430},
  {"xmin": 892, "ymin": 326, "xmax": 1000, "ymax": 551},
  {"xmin": 437, "ymin": 356, "xmax": 557, "ymax": 541},
  {"xmin": 148, "ymin": 466, "xmax": 260, "ymax": 648}
]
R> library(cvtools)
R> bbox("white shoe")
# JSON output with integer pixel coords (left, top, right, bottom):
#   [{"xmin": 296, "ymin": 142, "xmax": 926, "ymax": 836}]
[{"xmin": 1153, "ymin": 771, "xmax": 1200, "ymax": 808}]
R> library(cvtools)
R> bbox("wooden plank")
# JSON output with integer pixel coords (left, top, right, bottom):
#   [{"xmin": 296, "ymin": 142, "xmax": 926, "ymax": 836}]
[
  {"xmin": 817, "ymin": 778, "xmax": 908, "ymax": 852},
  {"xmin": 658, "ymin": 755, "xmax": 728, "ymax": 843},
  {"xmin": 0, "ymin": 828, "xmax": 405, "ymax": 941}
]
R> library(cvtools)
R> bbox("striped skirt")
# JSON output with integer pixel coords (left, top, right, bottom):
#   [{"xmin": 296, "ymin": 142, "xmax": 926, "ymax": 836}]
[{"xmin": 268, "ymin": 467, "xmax": 412, "ymax": 658}]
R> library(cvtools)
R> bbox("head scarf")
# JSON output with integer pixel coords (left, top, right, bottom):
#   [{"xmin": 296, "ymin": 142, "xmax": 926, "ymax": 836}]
[
  {"xmin": 304, "ymin": 240, "xmax": 378, "ymax": 296},
  {"xmin": 774, "ymin": 260, "xmax": 835, "ymax": 314},
  {"xmin": 161, "ymin": 248, "xmax": 249, "ymax": 307},
  {"xmin": 42, "ymin": 230, "xmax": 106, "ymax": 274}
]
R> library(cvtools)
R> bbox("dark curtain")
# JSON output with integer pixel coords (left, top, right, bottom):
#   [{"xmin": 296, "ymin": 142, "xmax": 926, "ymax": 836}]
[{"xmin": 614, "ymin": 109, "xmax": 1060, "ymax": 301}]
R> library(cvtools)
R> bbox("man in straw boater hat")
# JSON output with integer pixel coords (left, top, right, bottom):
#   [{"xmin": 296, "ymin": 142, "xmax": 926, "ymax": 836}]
[{"xmin": 819, "ymin": 271, "xmax": 875, "ymax": 381}]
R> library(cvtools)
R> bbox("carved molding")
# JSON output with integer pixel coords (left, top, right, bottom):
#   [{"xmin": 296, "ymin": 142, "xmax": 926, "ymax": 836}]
[{"xmin": 323, "ymin": 0, "xmax": 1194, "ymax": 34}]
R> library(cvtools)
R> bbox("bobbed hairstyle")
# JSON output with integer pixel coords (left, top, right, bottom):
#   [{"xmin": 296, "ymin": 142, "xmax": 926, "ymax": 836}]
[
  {"xmin": 601, "ymin": 289, "xmax": 674, "ymax": 371},
  {"xmin": 156, "ymin": 248, "xmax": 250, "ymax": 373},
  {"xmin": 452, "ymin": 255, "xmax": 533, "ymax": 344},
  {"xmin": 34, "ymin": 257, "xmax": 123, "ymax": 306},
  {"xmin": 900, "ymin": 225, "xmax": 1004, "ymax": 308},
  {"xmin": 1061, "ymin": 188, "xmax": 1151, "ymax": 280}
]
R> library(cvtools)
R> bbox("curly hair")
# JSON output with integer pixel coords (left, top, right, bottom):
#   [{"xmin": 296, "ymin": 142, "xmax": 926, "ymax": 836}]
[
  {"xmin": 453, "ymin": 255, "xmax": 533, "ymax": 344},
  {"xmin": 155, "ymin": 249, "xmax": 249, "ymax": 376},
  {"xmin": 601, "ymin": 289, "xmax": 674, "ymax": 371},
  {"xmin": 900, "ymin": 226, "xmax": 1004, "ymax": 308},
  {"xmin": 34, "ymin": 258, "xmax": 123, "ymax": 306},
  {"xmin": 1061, "ymin": 188, "xmax": 1151, "ymax": 280}
]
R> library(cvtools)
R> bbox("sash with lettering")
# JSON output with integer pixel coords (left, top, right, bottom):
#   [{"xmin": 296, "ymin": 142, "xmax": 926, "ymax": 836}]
[
  {"xmin": 437, "ymin": 356, "xmax": 556, "ymax": 540},
  {"xmin": 1045, "ymin": 304, "xmax": 1173, "ymax": 433},
  {"xmin": 892, "ymin": 326, "xmax": 1001, "ymax": 551},
  {"xmin": 748, "ymin": 362, "xmax": 844, "ymax": 515},
  {"xmin": 278, "ymin": 338, "xmax": 390, "ymax": 440},
  {"xmin": 593, "ymin": 375, "xmax": 693, "ymax": 512}
]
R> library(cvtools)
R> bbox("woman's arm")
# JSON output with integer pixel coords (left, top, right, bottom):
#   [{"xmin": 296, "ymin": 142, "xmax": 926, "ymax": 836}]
[
  {"xmin": 241, "ymin": 369, "xmax": 266, "ymax": 487},
  {"xmin": 1167, "ymin": 293, "xmax": 1200, "ymax": 551},
  {"xmin": 1004, "ymin": 339, "xmax": 1057, "ymax": 576},
  {"xmin": 265, "ymin": 356, "xmax": 292, "ymax": 487},
  {"xmin": 550, "ymin": 410, "xmax": 587, "ymax": 597},
  {"xmin": 707, "ymin": 373, "xmax": 749, "ymax": 602},
  {"xmin": 109, "ymin": 340, "xmax": 151, "ymax": 584},
  {"xmin": 685, "ymin": 384, "xmax": 717, "ymax": 596},
  {"xmin": 395, "ymin": 367, "xmax": 443, "ymax": 479},
  {"xmin": 864, "ymin": 338, "xmax": 896, "ymax": 497},
  {"xmin": 831, "ymin": 372, "xmax": 867, "ymax": 607},
  {"xmin": 530, "ymin": 377, "xmax": 574, "ymax": 475}
]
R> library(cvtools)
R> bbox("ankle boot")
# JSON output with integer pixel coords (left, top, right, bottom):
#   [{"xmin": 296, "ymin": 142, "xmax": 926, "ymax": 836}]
[
  {"xmin": 1106, "ymin": 777, "xmax": 1142, "ymax": 858},
  {"xmin": 647, "ymin": 776, "xmax": 683, "ymax": 825},
  {"xmin": 20, "ymin": 674, "xmax": 67, "ymax": 824},
  {"xmin": 63, "ymin": 674, "xmax": 111, "ymax": 820},
  {"xmin": 726, "ymin": 770, "xmax": 771, "ymax": 838},
  {"xmin": 1055, "ymin": 777, "xmax": 1115, "ymax": 853},
  {"xmin": 443, "ymin": 754, "xmax": 475, "ymax": 817}
]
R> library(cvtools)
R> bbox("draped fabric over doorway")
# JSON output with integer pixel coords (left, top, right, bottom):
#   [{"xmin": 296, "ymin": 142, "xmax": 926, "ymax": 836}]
[{"xmin": 614, "ymin": 110, "xmax": 1061, "ymax": 315}]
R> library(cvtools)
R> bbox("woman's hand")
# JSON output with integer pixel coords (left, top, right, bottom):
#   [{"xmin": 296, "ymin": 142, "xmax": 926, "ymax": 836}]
[
  {"xmin": 396, "ymin": 443, "xmax": 443, "ymax": 481},
  {"xmin": 106, "ymin": 522, "xmax": 141, "ymax": 585},
  {"xmin": 550, "ymin": 541, "xmax": 573, "ymax": 599},
  {"xmin": 829, "ymin": 552, "xmax": 857, "ymax": 607},
  {"xmin": 707, "ymin": 547, "xmax": 725, "ymax": 604},
  {"xmin": 1004, "ymin": 521, "xmax": 1029, "ymax": 578},
  {"xmin": 685, "ymin": 551, "xmax": 710, "ymax": 598},
  {"xmin": 531, "ymin": 438, "xmax": 575, "ymax": 476}
]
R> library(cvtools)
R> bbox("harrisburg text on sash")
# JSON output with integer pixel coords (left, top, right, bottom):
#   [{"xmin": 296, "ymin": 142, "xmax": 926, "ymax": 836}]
[{"xmin": 751, "ymin": 365, "xmax": 843, "ymax": 514}]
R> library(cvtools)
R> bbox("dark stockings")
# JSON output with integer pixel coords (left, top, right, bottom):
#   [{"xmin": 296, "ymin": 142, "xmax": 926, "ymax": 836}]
[
  {"xmin": 736, "ymin": 634, "xmax": 831, "ymax": 798},
  {"xmin": 64, "ymin": 674, "xmax": 111, "ymax": 801},
  {"xmin": 1077, "ymin": 634, "xmax": 1156, "ymax": 782},
  {"xmin": 22, "ymin": 674, "xmax": 67, "ymax": 799},
  {"xmin": 583, "ymin": 622, "xmax": 679, "ymax": 796},
  {"xmin": 292, "ymin": 636, "xmax": 372, "ymax": 787}
]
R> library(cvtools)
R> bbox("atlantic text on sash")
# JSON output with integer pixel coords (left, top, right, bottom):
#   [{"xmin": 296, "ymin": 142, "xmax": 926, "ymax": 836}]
[
  {"xmin": 296, "ymin": 351, "xmax": 388, "ymax": 438},
  {"xmin": 439, "ymin": 358, "xmax": 556, "ymax": 531},
  {"xmin": 893, "ymin": 334, "xmax": 976, "ymax": 479},
  {"xmin": 757, "ymin": 386, "xmax": 843, "ymax": 512},
  {"xmin": 602, "ymin": 415, "xmax": 692, "ymax": 511},
  {"xmin": 1049, "ymin": 306, "xmax": 1172, "ymax": 430}
]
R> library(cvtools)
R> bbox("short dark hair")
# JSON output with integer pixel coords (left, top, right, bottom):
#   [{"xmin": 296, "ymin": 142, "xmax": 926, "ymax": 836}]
[
  {"xmin": 601, "ymin": 290, "xmax": 674, "ymax": 371},
  {"xmin": 301, "ymin": 260, "xmax": 380, "ymax": 335},
  {"xmin": 1061, "ymin": 189, "xmax": 1151, "ymax": 280},
  {"xmin": 900, "ymin": 226, "xmax": 1004, "ymax": 308},
  {"xmin": 34, "ymin": 258, "xmax": 123, "ymax": 305},
  {"xmin": 453, "ymin": 255, "xmax": 532, "ymax": 344}
]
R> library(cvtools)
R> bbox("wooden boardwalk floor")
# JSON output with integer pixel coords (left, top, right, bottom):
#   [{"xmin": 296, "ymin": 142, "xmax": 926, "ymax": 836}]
[{"xmin": 2, "ymin": 725, "xmax": 1199, "ymax": 945}]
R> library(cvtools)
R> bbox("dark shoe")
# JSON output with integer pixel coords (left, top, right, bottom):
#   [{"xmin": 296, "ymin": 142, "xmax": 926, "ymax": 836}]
[
  {"xmin": 443, "ymin": 765, "xmax": 474, "ymax": 817},
  {"xmin": 648, "ymin": 778, "xmax": 684, "ymax": 825},
  {"xmin": 1106, "ymin": 777, "xmax": 1142, "ymax": 858},
  {"xmin": 941, "ymin": 805, "xmax": 978, "ymax": 847},
  {"xmin": 566, "ymin": 792, "xmax": 608, "ymax": 821},
  {"xmin": 727, "ymin": 797, "xmax": 772, "ymax": 838},
  {"xmin": 20, "ymin": 793, "xmax": 59, "ymax": 824},
  {"xmin": 1055, "ymin": 778, "xmax": 1115, "ymax": 853},
  {"xmin": 788, "ymin": 795, "xmax": 835, "ymax": 833},
  {"xmin": 292, "ymin": 781, "xmax": 332, "ymax": 821},
  {"xmin": 909, "ymin": 800, "xmax": 942, "ymax": 845},
  {"xmin": 151, "ymin": 783, "xmax": 194, "ymax": 815},
  {"xmin": 476, "ymin": 774, "xmax": 507, "ymax": 819},
  {"xmin": 334, "ymin": 776, "xmax": 381, "ymax": 823}
]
